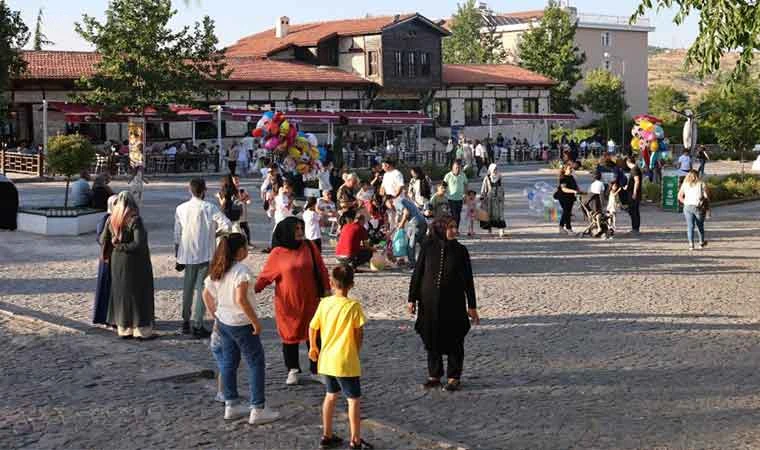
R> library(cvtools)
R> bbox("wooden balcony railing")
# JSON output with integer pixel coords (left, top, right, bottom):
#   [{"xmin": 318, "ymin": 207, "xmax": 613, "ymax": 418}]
[{"xmin": 0, "ymin": 150, "xmax": 45, "ymax": 176}]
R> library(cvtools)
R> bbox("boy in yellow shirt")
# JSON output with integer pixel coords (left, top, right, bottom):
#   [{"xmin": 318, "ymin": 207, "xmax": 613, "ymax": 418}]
[{"xmin": 309, "ymin": 265, "xmax": 371, "ymax": 450}]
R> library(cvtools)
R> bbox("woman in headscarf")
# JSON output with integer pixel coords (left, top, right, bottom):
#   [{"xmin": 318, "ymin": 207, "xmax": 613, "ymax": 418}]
[
  {"xmin": 93, "ymin": 194, "xmax": 119, "ymax": 327},
  {"xmin": 480, "ymin": 163, "xmax": 507, "ymax": 237},
  {"xmin": 408, "ymin": 216, "xmax": 479, "ymax": 392},
  {"xmin": 91, "ymin": 173, "xmax": 114, "ymax": 210},
  {"xmin": 254, "ymin": 216, "xmax": 330, "ymax": 386},
  {"xmin": 0, "ymin": 173, "xmax": 19, "ymax": 230},
  {"xmin": 100, "ymin": 191, "xmax": 156, "ymax": 339}
]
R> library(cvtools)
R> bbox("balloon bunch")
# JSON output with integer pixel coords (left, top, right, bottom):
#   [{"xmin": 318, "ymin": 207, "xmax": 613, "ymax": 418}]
[
  {"xmin": 524, "ymin": 182, "xmax": 559, "ymax": 222},
  {"xmin": 252, "ymin": 111, "xmax": 323, "ymax": 179},
  {"xmin": 631, "ymin": 114, "xmax": 669, "ymax": 171}
]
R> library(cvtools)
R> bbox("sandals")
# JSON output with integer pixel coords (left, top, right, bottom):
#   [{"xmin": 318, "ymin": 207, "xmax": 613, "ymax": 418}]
[
  {"xmin": 421, "ymin": 378, "xmax": 441, "ymax": 390},
  {"xmin": 319, "ymin": 434, "xmax": 344, "ymax": 449},
  {"xmin": 442, "ymin": 379, "xmax": 462, "ymax": 392},
  {"xmin": 349, "ymin": 438, "xmax": 374, "ymax": 450}
]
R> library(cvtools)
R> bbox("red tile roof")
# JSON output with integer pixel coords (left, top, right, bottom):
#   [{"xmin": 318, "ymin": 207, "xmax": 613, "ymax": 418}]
[
  {"xmin": 443, "ymin": 64, "xmax": 555, "ymax": 86},
  {"xmin": 20, "ymin": 51, "xmax": 101, "ymax": 79},
  {"xmin": 226, "ymin": 14, "xmax": 430, "ymax": 57}
]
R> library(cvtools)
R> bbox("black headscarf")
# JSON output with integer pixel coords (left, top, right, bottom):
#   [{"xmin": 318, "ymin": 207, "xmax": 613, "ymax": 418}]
[
  {"xmin": 271, "ymin": 216, "xmax": 304, "ymax": 250},
  {"xmin": 430, "ymin": 216, "xmax": 456, "ymax": 243}
]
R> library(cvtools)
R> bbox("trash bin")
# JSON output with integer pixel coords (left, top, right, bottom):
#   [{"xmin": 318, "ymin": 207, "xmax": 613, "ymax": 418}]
[{"xmin": 661, "ymin": 169, "xmax": 682, "ymax": 212}]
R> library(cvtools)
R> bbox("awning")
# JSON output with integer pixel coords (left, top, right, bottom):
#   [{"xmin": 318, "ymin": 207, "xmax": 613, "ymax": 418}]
[
  {"xmin": 46, "ymin": 102, "xmax": 212, "ymax": 123},
  {"xmin": 342, "ymin": 111, "xmax": 432, "ymax": 125},
  {"xmin": 223, "ymin": 109, "xmax": 432, "ymax": 126},
  {"xmin": 494, "ymin": 113, "xmax": 577, "ymax": 122},
  {"xmin": 223, "ymin": 109, "xmax": 338, "ymax": 124}
]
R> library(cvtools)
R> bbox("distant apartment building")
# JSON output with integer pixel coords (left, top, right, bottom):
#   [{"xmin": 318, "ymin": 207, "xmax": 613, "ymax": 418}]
[{"xmin": 478, "ymin": 3, "xmax": 654, "ymax": 123}]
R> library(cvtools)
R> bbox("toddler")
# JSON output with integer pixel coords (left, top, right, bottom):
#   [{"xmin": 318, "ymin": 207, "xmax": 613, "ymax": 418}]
[
  {"xmin": 460, "ymin": 190, "xmax": 479, "ymax": 237},
  {"xmin": 303, "ymin": 197, "xmax": 323, "ymax": 252},
  {"xmin": 606, "ymin": 180, "xmax": 621, "ymax": 232}
]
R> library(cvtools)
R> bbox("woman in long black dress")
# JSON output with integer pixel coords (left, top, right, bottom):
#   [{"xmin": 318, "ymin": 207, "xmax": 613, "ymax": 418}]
[
  {"xmin": 93, "ymin": 194, "xmax": 118, "ymax": 326},
  {"xmin": 557, "ymin": 163, "xmax": 582, "ymax": 234},
  {"xmin": 408, "ymin": 216, "xmax": 479, "ymax": 391},
  {"xmin": 100, "ymin": 192, "xmax": 155, "ymax": 339},
  {"xmin": 0, "ymin": 174, "xmax": 19, "ymax": 230}
]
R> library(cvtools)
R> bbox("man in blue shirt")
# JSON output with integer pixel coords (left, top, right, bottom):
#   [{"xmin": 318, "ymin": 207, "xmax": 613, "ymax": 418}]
[
  {"xmin": 70, "ymin": 170, "xmax": 92, "ymax": 207},
  {"xmin": 386, "ymin": 194, "xmax": 428, "ymax": 269}
]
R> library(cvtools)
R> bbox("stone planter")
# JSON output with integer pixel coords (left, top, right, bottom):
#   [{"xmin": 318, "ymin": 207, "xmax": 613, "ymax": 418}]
[{"xmin": 17, "ymin": 207, "xmax": 106, "ymax": 236}]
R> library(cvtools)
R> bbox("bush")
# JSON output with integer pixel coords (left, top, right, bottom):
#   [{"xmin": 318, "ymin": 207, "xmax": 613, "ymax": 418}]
[
  {"xmin": 642, "ymin": 180, "xmax": 661, "ymax": 202},
  {"xmin": 705, "ymin": 173, "xmax": 760, "ymax": 202},
  {"xmin": 46, "ymin": 134, "xmax": 96, "ymax": 207}
]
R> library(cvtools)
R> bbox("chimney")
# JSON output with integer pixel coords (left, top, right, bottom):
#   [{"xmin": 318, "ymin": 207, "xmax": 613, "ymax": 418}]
[{"xmin": 275, "ymin": 16, "xmax": 290, "ymax": 39}]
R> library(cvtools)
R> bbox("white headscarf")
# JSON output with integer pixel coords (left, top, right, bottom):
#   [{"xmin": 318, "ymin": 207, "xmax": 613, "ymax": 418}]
[
  {"xmin": 488, "ymin": 163, "xmax": 500, "ymax": 182},
  {"xmin": 106, "ymin": 194, "xmax": 119, "ymax": 214}
]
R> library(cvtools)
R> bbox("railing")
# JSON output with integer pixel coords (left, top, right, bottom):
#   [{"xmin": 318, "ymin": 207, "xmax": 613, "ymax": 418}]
[
  {"xmin": 0, "ymin": 150, "xmax": 45, "ymax": 176},
  {"xmin": 577, "ymin": 13, "xmax": 650, "ymax": 28}
]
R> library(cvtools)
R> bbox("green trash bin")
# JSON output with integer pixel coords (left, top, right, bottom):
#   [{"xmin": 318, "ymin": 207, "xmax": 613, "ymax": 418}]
[{"xmin": 661, "ymin": 169, "xmax": 682, "ymax": 212}]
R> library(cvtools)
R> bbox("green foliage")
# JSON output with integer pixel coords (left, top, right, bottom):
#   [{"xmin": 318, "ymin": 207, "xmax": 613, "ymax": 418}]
[
  {"xmin": 648, "ymin": 85, "xmax": 688, "ymax": 121},
  {"xmin": 32, "ymin": 8, "xmax": 53, "ymax": 50},
  {"xmin": 642, "ymin": 180, "xmax": 661, "ymax": 202},
  {"xmin": 705, "ymin": 174, "xmax": 760, "ymax": 202},
  {"xmin": 516, "ymin": 1, "xmax": 586, "ymax": 113},
  {"xmin": 699, "ymin": 78, "xmax": 760, "ymax": 157},
  {"xmin": 46, "ymin": 134, "xmax": 96, "ymax": 207},
  {"xmin": 0, "ymin": 0, "xmax": 29, "ymax": 126},
  {"xmin": 74, "ymin": 0, "xmax": 229, "ymax": 116},
  {"xmin": 550, "ymin": 126, "xmax": 596, "ymax": 143},
  {"xmin": 577, "ymin": 69, "xmax": 628, "ymax": 141},
  {"xmin": 632, "ymin": 1, "xmax": 760, "ymax": 85},
  {"xmin": 442, "ymin": 0, "xmax": 507, "ymax": 64}
]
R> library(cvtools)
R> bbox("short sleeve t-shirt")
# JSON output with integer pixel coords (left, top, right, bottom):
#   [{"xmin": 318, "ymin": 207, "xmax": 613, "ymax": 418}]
[
  {"xmin": 444, "ymin": 172, "xmax": 468, "ymax": 201},
  {"xmin": 335, "ymin": 222, "xmax": 368, "ymax": 257},
  {"xmin": 394, "ymin": 196, "xmax": 426, "ymax": 223},
  {"xmin": 204, "ymin": 263, "xmax": 253, "ymax": 326},
  {"xmin": 589, "ymin": 180, "xmax": 605, "ymax": 195},
  {"xmin": 679, "ymin": 181, "xmax": 705, "ymax": 206},
  {"xmin": 627, "ymin": 166, "xmax": 643, "ymax": 198},
  {"xmin": 302, "ymin": 209, "xmax": 321, "ymax": 240},
  {"xmin": 678, "ymin": 154, "xmax": 692, "ymax": 172},
  {"xmin": 380, "ymin": 169, "xmax": 404, "ymax": 197},
  {"xmin": 309, "ymin": 295, "xmax": 366, "ymax": 377}
]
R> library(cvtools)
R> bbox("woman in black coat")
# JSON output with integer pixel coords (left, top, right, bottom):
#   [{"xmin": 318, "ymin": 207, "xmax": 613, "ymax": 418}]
[
  {"xmin": 0, "ymin": 174, "xmax": 18, "ymax": 230},
  {"xmin": 408, "ymin": 216, "xmax": 479, "ymax": 391}
]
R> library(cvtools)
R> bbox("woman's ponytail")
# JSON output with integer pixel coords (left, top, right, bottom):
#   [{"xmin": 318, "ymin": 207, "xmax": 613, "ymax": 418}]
[{"xmin": 208, "ymin": 233, "xmax": 247, "ymax": 280}]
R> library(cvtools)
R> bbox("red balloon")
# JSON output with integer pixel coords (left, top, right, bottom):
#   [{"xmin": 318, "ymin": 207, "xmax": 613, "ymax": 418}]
[{"xmin": 252, "ymin": 128, "xmax": 263, "ymax": 137}]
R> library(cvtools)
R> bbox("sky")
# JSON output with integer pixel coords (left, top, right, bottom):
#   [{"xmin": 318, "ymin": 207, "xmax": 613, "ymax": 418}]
[{"xmin": 9, "ymin": 0, "xmax": 700, "ymax": 51}]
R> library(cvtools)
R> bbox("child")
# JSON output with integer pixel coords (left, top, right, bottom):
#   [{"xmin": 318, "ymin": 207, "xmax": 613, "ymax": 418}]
[
  {"xmin": 303, "ymin": 197, "xmax": 323, "ymax": 252},
  {"xmin": 309, "ymin": 265, "xmax": 371, "ymax": 450},
  {"xmin": 274, "ymin": 180, "xmax": 294, "ymax": 226},
  {"xmin": 460, "ymin": 190, "xmax": 478, "ymax": 237},
  {"xmin": 357, "ymin": 180, "xmax": 374, "ymax": 203},
  {"xmin": 606, "ymin": 180, "xmax": 621, "ymax": 232},
  {"xmin": 317, "ymin": 190, "xmax": 338, "ymax": 226},
  {"xmin": 233, "ymin": 175, "xmax": 253, "ymax": 246},
  {"xmin": 210, "ymin": 320, "xmax": 225, "ymax": 403},
  {"xmin": 585, "ymin": 171, "xmax": 605, "ymax": 214},
  {"xmin": 202, "ymin": 233, "xmax": 280, "ymax": 425},
  {"xmin": 429, "ymin": 182, "xmax": 450, "ymax": 219}
]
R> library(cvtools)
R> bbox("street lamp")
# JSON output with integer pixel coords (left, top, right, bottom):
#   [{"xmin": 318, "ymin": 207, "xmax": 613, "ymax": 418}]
[{"xmin": 604, "ymin": 52, "xmax": 626, "ymax": 154}]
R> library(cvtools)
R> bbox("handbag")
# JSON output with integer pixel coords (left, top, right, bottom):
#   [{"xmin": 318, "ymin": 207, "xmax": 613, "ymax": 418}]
[
  {"xmin": 392, "ymin": 228, "xmax": 409, "ymax": 258},
  {"xmin": 306, "ymin": 241, "xmax": 328, "ymax": 298}
]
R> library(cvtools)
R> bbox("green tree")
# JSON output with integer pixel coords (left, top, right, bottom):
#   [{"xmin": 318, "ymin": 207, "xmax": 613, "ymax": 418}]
[
  {"xmin": 74, "ymin": 0, "xmax": 229, "ymax": 117},
  {"xmin": 0, "ymin": 0, "xmax": 29, "ymax": 128},
  {"xmin": 632, "ymin": 1, "xmax": 760, "ymax": 84},
  {"xmin": 516, "ymin": 1, "xmax": 586, "ymax": 113},
  {"xmin": 32, "ymin": 8, "xmax": 53, "ymax": 50},
  {"xmin": 46, "ymin": 134, "xmax": 96, "ymax": 207},
  {"xmin": 701, "ymin": 78, "xmax": 760, "ymax": 171},
  {"xmin": 443, "ymin": 0, "xmax": 507, "ymax": 64},
  {"xmin": 577, "ymin": 69, "xmax": 628, "ymax": 141},
  {"xmin": 648, "ymin": 85, "xmax": 688, "ymax": 121}
]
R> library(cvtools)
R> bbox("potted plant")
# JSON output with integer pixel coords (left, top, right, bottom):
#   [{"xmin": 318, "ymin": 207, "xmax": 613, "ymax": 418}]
[{"xmin": 46, "ymin": 134, "xmax": 96, "ymax": 208}]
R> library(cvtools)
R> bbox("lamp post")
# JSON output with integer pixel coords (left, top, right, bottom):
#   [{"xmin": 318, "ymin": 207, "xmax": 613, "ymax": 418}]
[{"xmin": 604, "ymin": 52, "xmax": 626, "ymax": 154}]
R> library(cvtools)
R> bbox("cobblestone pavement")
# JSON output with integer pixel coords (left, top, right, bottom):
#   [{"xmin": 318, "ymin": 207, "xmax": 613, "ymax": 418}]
[{"xmin": 4, "ymin": 165, "xmax": 760, "ymax": 449}]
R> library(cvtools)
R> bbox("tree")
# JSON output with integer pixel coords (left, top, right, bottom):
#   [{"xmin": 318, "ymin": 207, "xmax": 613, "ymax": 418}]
[
  {"xmin": 74, "ymin": 0, "xmax": 229, "ymax": 117},
  {"xmin": 577, "ymin": 69, "xmax": 628, "ymax": 141},
  {"xmin": 443, "ymin": 0, "xmax": 507, "ymax": 64},
  {"xmin": 46, "ymin": 134, "xmax": 96, "ymax": 207},
  {"xmin": 632, "ymin": 1, "xmax": 760, "ymax": 84},
  {"xmin": 701, "ymin": 78, "xmax": 760, "ymax": 172},
  {"xmin": 648, "ymin": 85, "xmax": 688, "ymax": 121},
  {"xmin": 516, "ymin": 1, "xmax": 586, "ymax": 113},
  {"xmin": 0, "ymin": 0, "xmax": 29, "ymax": 128},
  {"xmin": 32, "ymin": 8, "xmax": 53, "ymax": 50}
]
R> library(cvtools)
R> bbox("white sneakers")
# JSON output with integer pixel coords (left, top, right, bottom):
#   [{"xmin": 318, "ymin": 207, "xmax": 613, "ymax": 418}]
[
  {"xmin": 249, "ymin": 407, "xmax": 280, "ymax": 425},
  {"xmin": 215, "ymin": 391, "xmax": 225, "ymax": 403},
  {"xmin": 225, "ymin": 401, "xmax": 280, "ymax": 426},
  {"xmin": 286, "ymin": 369, "xmax": 300, "ymax": 385}
]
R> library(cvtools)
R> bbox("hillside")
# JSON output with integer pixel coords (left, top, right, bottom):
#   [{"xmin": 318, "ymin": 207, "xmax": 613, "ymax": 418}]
[{"xmin": 648, "ymin": 49, "xmax": 760, "ymax": 102}]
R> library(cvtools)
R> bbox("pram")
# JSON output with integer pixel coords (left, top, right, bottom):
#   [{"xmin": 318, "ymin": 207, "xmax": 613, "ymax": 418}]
[{"xmin": 577, "ymin": 194, "xmax": 614, "ymax": 239}]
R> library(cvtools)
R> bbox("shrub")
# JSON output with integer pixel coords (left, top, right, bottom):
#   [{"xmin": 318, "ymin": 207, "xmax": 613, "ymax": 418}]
[
  {"xmin": 46, "ymin": 134, "xmax": 96, "ymax": 207},
  {"xmin": 642, "ymin": 181, "xmax": 661, "ymax": 203}
]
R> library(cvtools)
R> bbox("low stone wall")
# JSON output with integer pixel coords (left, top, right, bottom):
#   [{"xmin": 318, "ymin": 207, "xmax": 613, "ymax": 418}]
[{"xmin": 17, "ymin": 208, "xmax": 105, "ymax": 236}]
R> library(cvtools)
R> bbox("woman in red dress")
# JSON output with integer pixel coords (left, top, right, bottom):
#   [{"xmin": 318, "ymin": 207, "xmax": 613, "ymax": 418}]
[{"xmin": 255, "ymin": 216, "xmax": 330, "ymax": 386}]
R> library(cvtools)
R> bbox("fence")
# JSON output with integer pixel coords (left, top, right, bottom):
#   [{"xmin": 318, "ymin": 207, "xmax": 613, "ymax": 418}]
[{"xmin": 0, "ymin": 150, "xmax": 45, "ymax": 176}]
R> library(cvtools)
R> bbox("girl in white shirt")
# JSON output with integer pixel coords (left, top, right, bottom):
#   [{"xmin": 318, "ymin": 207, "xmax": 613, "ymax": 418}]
[
  {"xmin": 302, "ymin": 197, "xmax": 322, "ymax": 252},
  {"xmin": 677, "ymin": 170, "xmax": 708, "ymax": 250},
  {"xmin": 202, "ymin": 233, "xmax": 280, "ymax": 425}
]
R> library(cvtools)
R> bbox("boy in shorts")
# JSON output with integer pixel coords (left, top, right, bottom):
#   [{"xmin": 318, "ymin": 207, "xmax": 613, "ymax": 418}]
[{"xmin": 309, "ymin": 265, "xmax": 371, "ymax": 449}]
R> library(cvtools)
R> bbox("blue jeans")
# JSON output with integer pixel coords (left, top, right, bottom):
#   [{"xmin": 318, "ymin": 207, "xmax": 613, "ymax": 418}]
[
  {"xmin": 406, "ymin": 219, "xmax": 428, "ymax": 266},
  {"xmin": 217, "ymin": 321, "xmax": 266, "ymax": 408},
  {"xmin": 683, "ymin": 205, "xmax": 705, "ymax": 245}
]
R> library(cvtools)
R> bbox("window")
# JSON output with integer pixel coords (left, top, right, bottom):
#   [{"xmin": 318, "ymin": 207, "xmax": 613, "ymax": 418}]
[
  {"xmin": 341, "ymin": 100, "xmax": 361, "ymax": 111},
  {"xmin": 433, "ymin": 99, "xmax": 450, "ymax": 127},
  {"xmin": 523, "ymin": 98, "xmax": 539, "ymax": 114},
  {"xmin": 394, "ymin": 51, "xmax": 403, "ymax": 76},
  {"xmin": 247, "ymin": 101, "xmax": 272, "ymax": 112},
  {"xmin": 420, "ymin": 52, "xmax": 431, "ymax": 76},
  {"xmin": 195, "ymin": 121, "xmax": 222, "ymax": 140},
  {"xmin": 408, "ymin": 51, "xmax": 417, "ymax": 78},
  {"xmin": 464, "ymin": 99, "xmax": 482, "ymax": 126},
  {"xmin": 146, "ymin": 122, "xmax": 169, "ymax": 140},
  {"xmin": 367, "ymin": 51, "xmax": 379, "ymax": 76},
  {"xmin": 495, "ymin": 98, "xmax": 511, "ymax": 113},
  {"xmin": 601, "ymin": 31, "xmax": 611, "ymax": 47},
  {"xmin": 72, "ymin": 123, "xmax": 106, "ymax": 143},
  {"xmin": 292, "ymin": 100, "xmax": 321, "ymax": 111},
  {"xmin": 603, "ymin": 59, "xmax": 611, "ymax": 71}
]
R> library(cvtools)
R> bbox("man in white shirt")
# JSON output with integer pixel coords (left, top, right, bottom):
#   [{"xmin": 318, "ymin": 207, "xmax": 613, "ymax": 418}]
[
  {"xmin": 474, "ymin": 140, "xmax": 487, "ymax": 177},
  {"xmin": 677, "ymin": 149, "xmax": 692, "ymax": 175},
  {"xmin": 174, "ymin": 178, "xmax": 232, "ymax": 337},
  {"xmin": 380, "ymin": 159, "xmax": 404, "ymax": 198}
]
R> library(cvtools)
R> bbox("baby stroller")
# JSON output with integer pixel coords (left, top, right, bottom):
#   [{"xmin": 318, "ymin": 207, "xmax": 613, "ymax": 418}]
[{"xmin": 577, "ymin": 195, "xmax": 613, "ymax": 239}]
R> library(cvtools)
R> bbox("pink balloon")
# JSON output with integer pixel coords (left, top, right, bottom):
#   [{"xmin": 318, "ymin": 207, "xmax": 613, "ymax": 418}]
[{"xmin": 264, "ymin": 136, "xmax": 280, "ymax": 150}]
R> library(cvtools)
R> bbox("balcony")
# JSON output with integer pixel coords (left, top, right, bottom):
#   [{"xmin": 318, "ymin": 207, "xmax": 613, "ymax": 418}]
[{"xmin": 576, "ymin": 13, "xmax": 652, "ymax": 29}]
